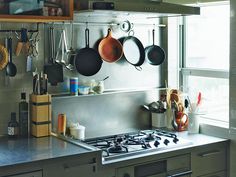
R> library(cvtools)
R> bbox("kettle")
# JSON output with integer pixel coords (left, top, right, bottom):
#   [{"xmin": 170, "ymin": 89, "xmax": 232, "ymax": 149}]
[{"xmin": 172, "ymin": 111, "xmax": 189, "ymax": 132}]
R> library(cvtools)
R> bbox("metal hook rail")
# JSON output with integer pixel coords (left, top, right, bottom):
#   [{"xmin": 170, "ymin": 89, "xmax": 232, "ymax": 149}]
[
  {"xmin": 50, "ymin": 21, "xmax": 166, "ymax": 28},
  {"xmin": 0, "ymin": 23, "xmax": 39, "ymax": 33}
]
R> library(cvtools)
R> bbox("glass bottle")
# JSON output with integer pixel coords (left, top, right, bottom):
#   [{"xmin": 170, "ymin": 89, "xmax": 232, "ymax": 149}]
[
  {"xmin": 8, "ymin": 112, "xmax": 19, "ymax": 138},
  {"xmin": 19, "ymin": 92, "xmax": 29, "ymax": 137}
]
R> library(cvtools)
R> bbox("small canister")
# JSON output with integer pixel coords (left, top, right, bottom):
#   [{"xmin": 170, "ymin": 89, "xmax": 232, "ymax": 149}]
[
  {"xmin": 57, "ymin": 113, "xmax": 66, "ymax": 135},
  {"xmin": 70, "ymin": 77, "xmax": 78, "ymax": 95}
]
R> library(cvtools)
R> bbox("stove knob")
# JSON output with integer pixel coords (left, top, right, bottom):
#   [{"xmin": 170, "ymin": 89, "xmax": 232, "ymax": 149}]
[
  {"xmin": 124, "ymin": 173, "xmax": 131, "ymax": 177},
  {"xmin": 154, "ymin": 140, "xmax": 160, "ymax": 147},
  {"xmin": 164, "ymin": 139, "xmax": 170, "ymax": 145},
  {"xmin": 173, "ymin": 137, "xmax": 179, "ymax": 144}
]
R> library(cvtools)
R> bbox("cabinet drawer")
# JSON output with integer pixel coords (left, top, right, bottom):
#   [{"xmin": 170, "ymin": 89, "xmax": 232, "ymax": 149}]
[
  {"xmin": 199, "ymin": 171, "xmax": 226, "ymax": 177},
  {"xmin": 168, "ymin": 154, "xmax": 191, "ymax": 171},
  {"xmin": 192, "ymin": 145, "xmax": 226, "ymax": 176},
  {"xmin": 8, "ymin": 170, "xmax": 42, "ymax": 177}
]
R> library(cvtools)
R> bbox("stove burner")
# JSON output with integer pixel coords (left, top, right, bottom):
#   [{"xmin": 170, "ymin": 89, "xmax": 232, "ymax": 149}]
[
  {"xmin": 144, "ymin": 133, "xmax": 155, "ymax": 141},
  {"xmin": 82, "ymin": 129, "xmax": 191, "ymax": 160},
  {"xmin": 108, "ymin": 145, "xmax": 128, "ymax": 153}
]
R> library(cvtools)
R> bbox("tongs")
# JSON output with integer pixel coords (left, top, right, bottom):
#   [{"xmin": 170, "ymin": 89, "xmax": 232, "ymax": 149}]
[{"xmin": 55, "ymin": 29, "xmax": 74, "ymax": 70}]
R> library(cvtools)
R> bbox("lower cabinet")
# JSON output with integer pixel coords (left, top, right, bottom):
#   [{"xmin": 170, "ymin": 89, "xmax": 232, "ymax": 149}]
[
  {"xmin": 6, "ymin": 170, "xmax": 42, "ymax": 177},
  {"xmin": 191, "ymin": 143, "xmax": 228, "ymax": 177},
  {"xmin": 43, "ymin": 156, "xmax": 97, "ymax": 177}
]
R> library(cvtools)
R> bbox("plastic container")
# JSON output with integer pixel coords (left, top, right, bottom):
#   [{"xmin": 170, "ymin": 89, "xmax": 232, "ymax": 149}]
[
  {"xmin": 188, "ymin": 113, "xmax": 200, "ymax": 134},
  {"xmin": 70, "ymin": 125, "xmax": 85, "ymax": 140},
  {"xmin": 78, "ymin": 86, "xmax": 90, "ymax": 95}
]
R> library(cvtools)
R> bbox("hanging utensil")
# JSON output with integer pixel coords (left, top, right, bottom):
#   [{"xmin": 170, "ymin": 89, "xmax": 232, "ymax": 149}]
[
  {"xmin": 98, "ymin": 28, "xmax": 123, "ymax": 63},
  {"xmin": 55, "ymin": 29, "xmax": 74, "ymax": 71},
  {"xmin": 6, "ymin": 37, "xmax": 17, "ymax": 77},
  {"xmin": 74, "ymin": 28, "xmax": 103, "ymax": 76},
  {"xmin": 65, "ymin": 22, "xmax": 75, "ymax": 70},
  {"xmin": 122, "ymin": 34, "xmax": 145, "ymax": 70},
  {"xmin": 44, "ymin": 27, "xmax": 63, "ymax": 86},
  {"xmin": 145, "ymin": 29, "xmax": 165, "ymax": 65}
]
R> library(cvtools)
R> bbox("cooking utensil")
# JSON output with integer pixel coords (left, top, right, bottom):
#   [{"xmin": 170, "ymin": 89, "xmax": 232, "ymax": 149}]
[
  {"xmin": 66, "ymin": 22, "xmax": 76, "ymax": 71},
  {"xmin": 145, "ymin": 29, "xmax": 165, "ymax": 65},
  {"xmin": 0, "ymin": 44, "xmax": 8, "ymax": 70},
  {"xmin": 44, "ymin": 27, "xmax": 63, "ymax": 86},
  {"xmin": 98, "ymin": 28, "xmax": 123, "ymax": 63},
  {"xmin": 172, "ymin": 111, "xmax": 188, "ymax": 132},
  {"xmin": 122, "ymin": 34, "xmax": 145, "ymax": 70},
  {"xmin": 74, "ymin": 28, "xmax": 103, "ymax": 76},
  {"xmin": 6, "ymin": 37, "xmax": 17, "ymax": 77}
]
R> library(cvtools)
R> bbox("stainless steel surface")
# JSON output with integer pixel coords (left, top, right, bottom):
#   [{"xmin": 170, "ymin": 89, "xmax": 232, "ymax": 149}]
[
  {"xmin": 52, "ymin": 90, "xmax": 159, "ymax": 139},
  {"xmin": 0, "ymin": 23, "xmax": 45, "ymax": 135},
  {"xmin": 50, "ymin": 16, "xmax": 166, "ymax": 139},
  {"xmin": 74, "ymin": 0, "xmax": 200, "ymax": 17},
  {"xmin": 81, "ymin": 129, "xmax": 193, "ymax": 162},
  {"xmin": 0, "ymin": 136, "xmax": 94, "ymax": 167}
]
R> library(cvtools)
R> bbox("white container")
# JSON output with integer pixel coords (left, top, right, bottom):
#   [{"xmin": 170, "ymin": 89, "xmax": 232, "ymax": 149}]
[
  {"xmin": 151, "ymin": 112, "xmax": 167, "ymax": 128},
  {"xmin": 188, "ymin": 113, "xmax": 200, "ymax": 134},
  {"xmin": 70, "ymin": 125, "xmax": 85, "ymax": 140},
  {"xmin": 78, "ymin": 86, "xmax": 90, "ymax": 95}
]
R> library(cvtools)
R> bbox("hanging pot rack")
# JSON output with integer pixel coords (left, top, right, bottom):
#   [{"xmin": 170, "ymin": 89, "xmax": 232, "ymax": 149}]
[{"xmin": 0, "ymin": 23, "xmax": 39, "ymax": 33}]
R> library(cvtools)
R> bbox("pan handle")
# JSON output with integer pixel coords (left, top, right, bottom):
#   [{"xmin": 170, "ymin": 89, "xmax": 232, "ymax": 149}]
[
  {"xmin": 152, "ymin": 29, "xmax": 155, "ymax": 45},
  {"xmin": 85, "ymin": 28, "xmax": 90, "ymax": 48},
  {"xmin": 135, "ymin": 66, "xmax": 142, "ymax": 71}
]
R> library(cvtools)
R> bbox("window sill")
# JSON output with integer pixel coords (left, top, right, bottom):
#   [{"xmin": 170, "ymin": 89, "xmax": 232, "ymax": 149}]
[{"xmin": 200, "ymin": 122, "xmax": 230, "ymax": 139}]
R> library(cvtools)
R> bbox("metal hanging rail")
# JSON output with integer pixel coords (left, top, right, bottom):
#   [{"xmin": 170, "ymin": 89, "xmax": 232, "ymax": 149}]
[
  {"xmin": 51, "ymin": 21, "xmax": 166, "ymax": 28},
  {"xmin": 0, "ymin": 23, "xmax": 39, "ymax": 33}
]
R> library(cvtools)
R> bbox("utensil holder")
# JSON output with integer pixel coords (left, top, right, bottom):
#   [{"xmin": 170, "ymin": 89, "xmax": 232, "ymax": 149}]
[
  {"xmin": 188, "ymin": 113, "xmax": 200, "ymax": 134},
  {"xmin": 30, "ymin": 94, "xmax": 51, "ymax": 137},
  {"xmin": 151, "ymin": 112, "xmax": 167, "ymax": 128}
]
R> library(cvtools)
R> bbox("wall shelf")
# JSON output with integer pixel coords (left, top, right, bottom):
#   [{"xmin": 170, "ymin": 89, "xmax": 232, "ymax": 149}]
[{"xmin": 51, "ymin": 87, "xmax": 167, "ymax": 99}]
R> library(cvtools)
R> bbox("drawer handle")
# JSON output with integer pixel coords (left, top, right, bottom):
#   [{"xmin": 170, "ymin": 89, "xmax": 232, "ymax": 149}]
[
  {"xmin": 167, "ymin": 170, "xmax": 192, "ymax": 177},
  {"xmin": 199, "ymin": 150, "xmax": 221, "ymax": 157}
]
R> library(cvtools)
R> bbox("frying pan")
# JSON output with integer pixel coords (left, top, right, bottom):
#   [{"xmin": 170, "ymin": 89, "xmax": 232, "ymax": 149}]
[
  {"xmin": 98, "ymin": 28, "xmax": 123, "ymax": 63},
  {"xmin": 75, "ymin": 28, "xmax": 102, "ymax": 76},
  {"xmin": 122, "ymin": 35, "xmax": 145, "ymax": 70},
  {"xmin": 145, "ymin": 29, "xmax": 165, "ymax": 65}
]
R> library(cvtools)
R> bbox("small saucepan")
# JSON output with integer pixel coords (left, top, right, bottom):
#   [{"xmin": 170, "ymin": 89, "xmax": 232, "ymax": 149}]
[
  {"xmin": 122, "ymin": 34, "xmax": 145, "ymax": 70},
  {"xmin": 98, "ymin": 28, "xmax": 123, "ymax": 63},
  {"xmin": 145, "ymin": 29, "xmax": 165, "ymax": 65}
]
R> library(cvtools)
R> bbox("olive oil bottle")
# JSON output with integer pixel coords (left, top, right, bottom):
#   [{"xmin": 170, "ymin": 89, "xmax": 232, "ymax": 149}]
[{"xmin": 19, "ymin": 92, "xmax": 29, "ymax": 137}]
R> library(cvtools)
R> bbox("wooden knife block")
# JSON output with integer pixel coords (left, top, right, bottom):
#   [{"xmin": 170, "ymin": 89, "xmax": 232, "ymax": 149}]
[{"xmin": 30, "ymin": 94, "xmax": 51, "ymax": 137}]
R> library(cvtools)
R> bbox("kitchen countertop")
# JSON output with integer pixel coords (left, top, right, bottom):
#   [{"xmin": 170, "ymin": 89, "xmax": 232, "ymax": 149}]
[
  {"xmin": 0, "ymin": 135, "xmax": 98, "ymax": 168},
  {"xmin": 0, "ymin": 132, "xmax": 229, "ymax": 168}
]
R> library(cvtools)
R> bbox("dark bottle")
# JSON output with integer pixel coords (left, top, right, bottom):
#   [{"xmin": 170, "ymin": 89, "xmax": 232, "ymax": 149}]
[
  {"xmin": 8, "ymin": 112, "xmax": 19, "ymax": 138},
  {"xmin": 19, "ymin": 92, "xmax": 29, "ymax": 137}
]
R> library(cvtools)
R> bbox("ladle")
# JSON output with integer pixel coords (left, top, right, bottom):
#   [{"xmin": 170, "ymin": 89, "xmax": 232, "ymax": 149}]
[
  {"xmin": 66, "ymin": 22, "xmax": 76, "ymax": 71},
  {"xmin": 6, "ymin": 37, "xmax": 17, "ymax": 77}
]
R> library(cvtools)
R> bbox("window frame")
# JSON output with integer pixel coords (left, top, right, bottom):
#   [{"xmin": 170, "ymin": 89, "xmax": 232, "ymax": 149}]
[{"xmin": 179, "ymin": 3, "xmax": 230, "ymax": 127}]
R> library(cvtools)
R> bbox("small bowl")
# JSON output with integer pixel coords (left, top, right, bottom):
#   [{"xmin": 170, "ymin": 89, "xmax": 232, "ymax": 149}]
[{"xmin": 78, "ymin": 85, "xmax": 90, "ymax": 95}]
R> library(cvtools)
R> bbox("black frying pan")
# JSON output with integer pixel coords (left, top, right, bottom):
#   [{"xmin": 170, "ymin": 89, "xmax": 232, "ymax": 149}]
[
  {"xmin": 75, "ymin": 28, "xmax": 102, "ymax": 76},
  {"xmin": 145, "ymin": 29, "xmax": 165, "ymax": 65},
  {"xmin": 122, "ymin": 35, "xmax": 145, "ymax": 70}
]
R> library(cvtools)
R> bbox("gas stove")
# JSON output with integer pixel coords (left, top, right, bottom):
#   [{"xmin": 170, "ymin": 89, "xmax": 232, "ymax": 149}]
[{"xmin": 83, "ymin": 129, "xmax": 192, "ymax": 161}]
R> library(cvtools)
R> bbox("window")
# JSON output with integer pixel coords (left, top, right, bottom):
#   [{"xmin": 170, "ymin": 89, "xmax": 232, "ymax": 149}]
[{"xmin": 168, "ymin": 2, "xmax": 230, "ymax": 127}]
